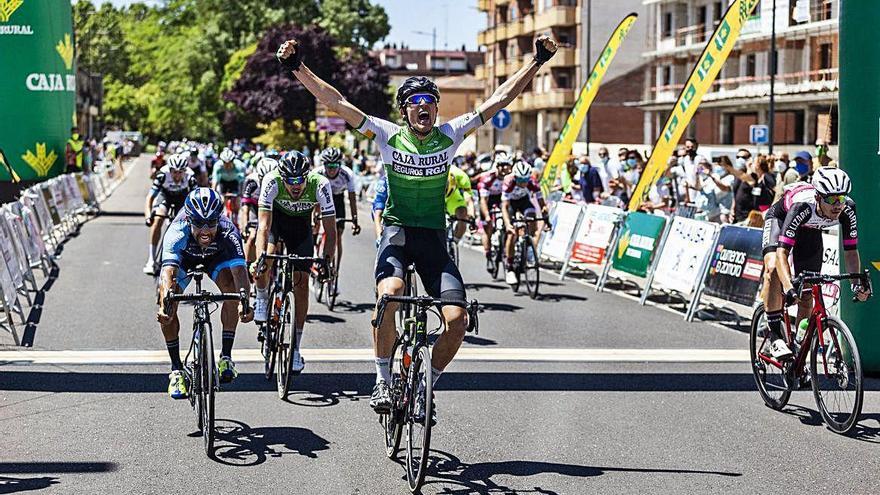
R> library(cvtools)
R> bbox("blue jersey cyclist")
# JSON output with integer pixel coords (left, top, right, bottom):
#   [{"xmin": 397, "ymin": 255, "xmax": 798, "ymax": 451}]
[
  {"xmin": 157, "ymin": 188, "xmax": 254, "ymax": 399},
  {"xmin": 760, "ymin": 167, "xmax": 870, "ymax": 361},
  {"xmin": 277, "ymin": 32, "xmax": 558, "ymax": 421}
]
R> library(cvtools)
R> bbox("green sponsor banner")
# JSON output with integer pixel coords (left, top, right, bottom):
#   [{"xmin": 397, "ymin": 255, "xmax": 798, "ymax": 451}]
[
  {"xmin": 610, "ymin": 212, "xmax": 666, "ymax": 278},
  {"xmin": 0, "ymin": 0, "xmax": 75, "ymax": 181},
  {"xmin": 840, "ymin": 3, "xmax": 880, "ymax": 372}
]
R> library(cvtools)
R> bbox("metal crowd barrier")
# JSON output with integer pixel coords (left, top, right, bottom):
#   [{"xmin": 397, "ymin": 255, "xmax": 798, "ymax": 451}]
[{"xmin": 0, "ymin": 159, "xmax": 131, "ymax": 345}]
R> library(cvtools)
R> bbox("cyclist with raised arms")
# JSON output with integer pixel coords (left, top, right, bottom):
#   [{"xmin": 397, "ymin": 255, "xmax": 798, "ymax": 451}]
[
  {"xmin": 314, "ymin": 147, "xmax": 362, "ymax": 290},
  {"xmin": 156, "ymin": 188, "xmax": 254, "ymax": 399},
  {"xmin": 477, "ymin": 152, "xmax": 513, "ymax": 271},
  {"xmin": 251, "ymin": 151, "xmax": 337, "ymax": 375},
  {"xmin": 144, "ymin": 154, "xmax": 197, "ymax": 275},
  {"xmin": 501, "ymin": 160, "xmax": 548, "ymax": 285},
  {"xmin": 276, "ymin": 34, "xmax": 557, "ymax": 419},
  {"xmin": 241, "ymin": 157, "xmax": 278, "ymax": 264},
  {"xmin": 760, "ymin": 166, "xmax": 870, "ymax": 360}
]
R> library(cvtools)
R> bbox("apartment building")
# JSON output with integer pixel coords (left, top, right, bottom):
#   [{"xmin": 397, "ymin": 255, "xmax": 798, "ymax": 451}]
[
  {"xmin": 638, "ymin": 0, "xmax": 839, "ymax": 146},
  {"xmin": 475, "ymin": 0, "xmax": 646, "ymax": 154}
]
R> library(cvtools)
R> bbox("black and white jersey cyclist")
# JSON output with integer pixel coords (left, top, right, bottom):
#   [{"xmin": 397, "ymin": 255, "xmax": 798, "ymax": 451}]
[
  {"xmin": 143, "ymin": 154, "xmax": 197, "ymax": 274},
  {"xmin": 313, "ymin": 147, "xmax": 361, "ymax": 293},
  {"xmin": 241, "ymin": 157, "xmax": 278, "ymax": 263},
  {"xmin": 760, "ymin": 166, "xmax": 870, "ymax": 360}
]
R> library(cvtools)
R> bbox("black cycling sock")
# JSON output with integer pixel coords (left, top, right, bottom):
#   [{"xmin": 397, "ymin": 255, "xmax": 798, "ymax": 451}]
[
  {"xmin": 221, "ymin": 330, "xmax": 235, "ymax": 358},
  {"xmin": 166, "ymin": 338, "xmax": 182, "ymax": 371},
  {"xmin": 766, "ymin": 310, "xmax": 783, "ymax": 340}
]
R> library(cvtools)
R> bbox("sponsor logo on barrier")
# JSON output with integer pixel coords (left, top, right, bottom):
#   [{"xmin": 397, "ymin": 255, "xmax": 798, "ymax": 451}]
[
  {"xmin": 25, "ymin": 73, "xmax": 75, "ymax": 92},
  {"xmin": 710, "ymin": 244, "xmax": 762, "ymax": 281},
  {"xmin": 20, "ymin": 143, "xmax": 57, "ymax": 177}
]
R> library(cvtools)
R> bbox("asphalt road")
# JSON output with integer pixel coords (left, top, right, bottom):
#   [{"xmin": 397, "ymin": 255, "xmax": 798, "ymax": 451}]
[{"xmin": 2, "ymin": 156, "xmax": 880, "ymax": 494}]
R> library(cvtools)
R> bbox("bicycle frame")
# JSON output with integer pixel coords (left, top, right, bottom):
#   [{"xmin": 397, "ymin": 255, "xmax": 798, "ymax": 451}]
[{"xmin": 758, "ymin": 284, "xmax": 831, "ymax": 374}]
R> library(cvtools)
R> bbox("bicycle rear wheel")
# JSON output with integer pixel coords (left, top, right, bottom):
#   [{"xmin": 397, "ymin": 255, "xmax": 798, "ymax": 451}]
[
  {"xmin": 810, "ymin": 316, "xmax": 863, "ymax": 434},
  {"xmin": 510, "ymin": 245, "xmax": 522, "ymax": 293},
  {"xmin": 200, "ymin": 322, "xmax": 216, "ymax": 457},
  {"xmin": 276, "ymin": 293, "xmax": 296, "ymax": 399},
  {"xmin": 749, "ymin": 304, "xmax": 791, "ymax": 410},
  {"xmin": 406, "ymin": 346, "xmax": 433, "ymax": 493},
  {"xmin": 523, "ymin": 242, "xmax": 540, "ymax": 299},
  {"xmin": 262, "ymin": 289, "xmax": 279, "ymax": 381},
  {"xmin": 312, "ymin": 270, "xmax": 323, "ymax": 303},
  {"xmin": 327, "ymin": 271, "xmax": 339, "ymax": 311},
  {"xmin": 382, "ymin": 336, "xmax": 404, "ymax": 459}
]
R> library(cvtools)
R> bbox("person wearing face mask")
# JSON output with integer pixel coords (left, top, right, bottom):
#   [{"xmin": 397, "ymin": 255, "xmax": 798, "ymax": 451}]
[
  {"xmin": 576, "ymin": 155, "xmax": 603, "ymax": 204},
  {"xmin": 555, "ymin": 158, "xmax": 582, "ymax": 202},
  {"xmin": 784, "ymin": 150, "xmax": 812, "ymax": 185},
  {"xmin": 66, "ymin": 127, "xmax": 84, "ymax": 174},
  {"xmin": 622, "ymin": 151, "xmax": 643, "ymax": 201},
  {"xmin": 680, "ymin": 138, "xmax": 709, "ymax": 190},
  {"xmin": 693, "ymin": 156, "xmax": 735, "ymax": 223},
  {"xmin": 595, "ymin": 146, "xmax": 620, "ymax": 192}
]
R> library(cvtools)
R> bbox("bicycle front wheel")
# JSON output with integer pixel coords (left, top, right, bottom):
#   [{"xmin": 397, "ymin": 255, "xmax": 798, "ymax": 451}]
[
  {"xmin": 327, "ymin": 271, "xmax": 339, "ymax": 311},
  {"xmin": 810, "ymin": 316, "xmax": 863, "ymax": 434},
  {"xmin": 312, "ymin": 270, "xmax": 323, "ymax": 303},
  {"xmin": 406, "ymin": 345, "xmax": 433, "ymax": 492},
  {"xmin": 276, "ymin": 293, "xmax": 296, "ymax": 399},
  {"xmin": 523, "ymin": 241, "xmax": 540, "ymax": 299},
  {"xmin": 382, "ymin": 337, "xmax": 404, "ymax": 459},
  {"xmin": 749, "ymin": 304, "xmax": 791, "ymax": 410},
  {"xmin": 200, "ymin": 322, "xmax": 216, "ymax": 457}
]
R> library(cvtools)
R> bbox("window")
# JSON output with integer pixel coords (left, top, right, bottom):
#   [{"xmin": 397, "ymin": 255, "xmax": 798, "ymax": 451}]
[
  {"xmin": 662, "ymin": 12, "xmax": 673, "ymax": 38},
  {"xmin": 745, "ymin": 53, "xmax": 756, "ymax": 77},
  {"xmin": 819, "ymin": 43, "xmax": 833, "ymax": 69},
  {"xmin": 557, "ymin": 71, "xmax": 571, "ymax": 90},
  {"xmin": 714, "ymin": 1, "xmax": 724, "ymax": 22},
  {"xmin": 543, "ymin": 74, "xmax": 551, "ymax": 93},
  {"xmin": 662, "ymin": 66, "xmax": 672, "ymax": 86},
  {"xmin": 697, "ymin": 5, "xmax": 708, "ymax": 27}
]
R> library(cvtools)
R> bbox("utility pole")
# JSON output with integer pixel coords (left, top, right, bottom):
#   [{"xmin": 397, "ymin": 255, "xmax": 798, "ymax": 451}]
[
  {"xmin": 769, "ymin": 0, "xmax": 776, "ymax": 155},
  {"xmin": 583, "ymin": 0, "xmax": 592, "ymax": 147}
]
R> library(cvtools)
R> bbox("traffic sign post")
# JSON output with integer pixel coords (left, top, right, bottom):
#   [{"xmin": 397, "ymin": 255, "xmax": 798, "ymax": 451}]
[
  {"xmin": 749, "ymin": 124, "xmax": 769, "ymax": 155},
  {"xmin": 492, "ymin": 109, "xmax": 511, "ymax": 131}
]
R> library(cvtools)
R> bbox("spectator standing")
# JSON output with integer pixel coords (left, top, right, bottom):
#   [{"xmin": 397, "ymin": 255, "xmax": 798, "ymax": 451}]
[
  {"xmin": 595, "ymin": 146, "xmax": 621, "ymax": 193},
  {"xmin": 65, "ymin": 127, "xmax": 84, "ymax": 174},
  {"xmin": 783, "ymin": 150, "xmax": 812, "ymax": 185},
  {"xmin": 577, "ymin": 155, "xmax": 603, "ymax": 204}
]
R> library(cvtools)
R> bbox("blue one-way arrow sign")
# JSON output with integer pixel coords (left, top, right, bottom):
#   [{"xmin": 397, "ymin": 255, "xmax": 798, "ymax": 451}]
[{"xmin": 492, "ymin": 109, "xmax": 511, "ymax": 130}]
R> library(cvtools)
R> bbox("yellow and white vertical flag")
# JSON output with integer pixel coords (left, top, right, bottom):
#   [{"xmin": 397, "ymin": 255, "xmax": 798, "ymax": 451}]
[
  {"xmin": 628, "ymin": 0, "xmax": 760, "ymax": 211},
  {"xmin": 540, "ymin": 13, "xmax": 639, "ymax": 197},
  {"xmin": 0, "ymin": 148, "xmax": 21, "ymax": 183}
]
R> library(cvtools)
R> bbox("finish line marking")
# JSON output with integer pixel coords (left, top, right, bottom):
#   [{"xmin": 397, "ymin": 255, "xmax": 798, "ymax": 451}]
[{"xmin": 0, "ymin": 348, "xmax": 749, "ymax": 365}]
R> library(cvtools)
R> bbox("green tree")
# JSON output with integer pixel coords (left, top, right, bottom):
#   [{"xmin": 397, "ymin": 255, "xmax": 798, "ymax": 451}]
[{"xmin": 318, "ymin": 0, "xmax": 390, "ymax": 50}]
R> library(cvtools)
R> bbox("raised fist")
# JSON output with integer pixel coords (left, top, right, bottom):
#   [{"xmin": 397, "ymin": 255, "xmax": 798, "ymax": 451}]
[
  {"xmin": 533, "ymin": 35, "xmax": 558, "ymax": 65},
  {"xmin": 276, "ymin": 39, "xmax": 303, "ymax": 72}
]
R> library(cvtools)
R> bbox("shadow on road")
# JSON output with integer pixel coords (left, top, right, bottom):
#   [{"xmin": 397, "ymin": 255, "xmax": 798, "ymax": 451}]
[
  {"xmin": 210, "ymin": 419, "xmax": 330, "ymax": 467},
  {"xmin": 418, "ymin": 449, "xmax": 740, "ymax": 494},
  {"xmin": 0, "ymin": 462, "xmax": 115, "ymax": 494},
  {"xmin": 11, "ymin": 371, "xmax": 880, "ymax": 395}
]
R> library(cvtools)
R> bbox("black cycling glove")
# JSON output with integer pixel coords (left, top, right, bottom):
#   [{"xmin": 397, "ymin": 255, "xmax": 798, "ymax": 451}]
[
  {"xmin": 533, "ymin": 38, "xmax": 556, "ymax": 66},
  {"xmin": 276, "ymin": 42, "xmax": 304, "ymax": 72},
  {"xmin": 784, "ymin": 287, "xmax": 799, "ymax": 306}
]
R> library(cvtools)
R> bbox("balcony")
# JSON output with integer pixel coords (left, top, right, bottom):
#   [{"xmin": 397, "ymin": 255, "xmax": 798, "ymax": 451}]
[
  {"xmin": 477, "ymin": 27, "xmax": 496, "ymax": 46},
  {"xmin": 494, "ymin": 23, "xmax": 508, "ymax": 41},
  {"xmin": 475, "ymin": 64, "xmax": 486, "ymax": 81},
  {"xmin": 545, "ymin": 47, "xmax": 577, "ymax": 68},
  {"xmin": 508, "ymin": 89, "xmax": 576, "ymax": 112},
  {"xmin": 506, "ymin": 18, "xmax": 524, "ymax": 38},
  {"xmin": 534, "ymin": 6, "xmax": 577, "ymax": 31},
  {"xmin": 477, "ymin": 0, "xmax": 490, "ymax": 12},
  {"xmin": 674, "ymin": 24, "xmax": 711, "ymax": 47}
]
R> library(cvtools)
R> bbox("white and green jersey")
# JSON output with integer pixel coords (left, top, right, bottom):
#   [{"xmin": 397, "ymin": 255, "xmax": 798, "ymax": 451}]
[
  {"xmin": 357, "ymin": 113, "xmax": 483, "ymax": 229},
  {"xmin": 258, "ymin": 170, "xmax": 335, "ymax": 218}
]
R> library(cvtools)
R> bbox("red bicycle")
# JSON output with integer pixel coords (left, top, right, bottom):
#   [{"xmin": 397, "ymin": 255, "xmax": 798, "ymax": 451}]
[
  {"xmin": 750, "ymin": 270, "xmax": 872, "ymax": 434},
  {"xmin": 222, "ymin": 192, "xmax": 240, "ymax": 224}
]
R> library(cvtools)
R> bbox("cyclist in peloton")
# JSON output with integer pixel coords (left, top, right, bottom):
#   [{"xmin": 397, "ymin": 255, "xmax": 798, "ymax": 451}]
[
  {"xmin": 251, "ymin": 151, "xmax": 337, "ymax": 374},
  {"xmin": 313, "ymin": 147, "xmax": 362, "ymax": 294},
  {"xmin": 212, "ymin": 148, "xmax": 246, "ymax": 219},
  {"xmin": 760, "ymin": 167, "xmax": 870, "ymax": 360},
  {"xmin": 501, "ymin": 160, "xmax": 548, "ymax": 285},
  {"xmin": 144, "ymin": 154, "xmax": 197, "ymax": 275},
  {"xmin": 372, "ymin": 174, "xmax": 389, "ymax": 240},
  {"xmin": 156, "ymin": 188, "xmax": 254, "ymax": 399},
  {"xmin": 477, "ymin": 152, "xmax": 513, "ymax": 272},
  {"xmin": 241, "ymin": 157, "xmax": 278, "ymax": 264},
  {"xmin": 276, "ymin": 33, "xmax": 558, "ymax": 419},
  {"xmin": 445, "ymin": 161, "xmax": 475, "ymax": 246}
]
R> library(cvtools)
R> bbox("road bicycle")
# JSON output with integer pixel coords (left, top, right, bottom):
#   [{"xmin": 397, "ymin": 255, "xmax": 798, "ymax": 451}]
[
  {"xmin": 750, "ymin": 270, "xmax": 872, "ymax": 434},
  {"xmin": 508, "ymin": 215, "xmax": 548, "ymax": 299},
  {"xmin": 312, "ymin": 218, "xmax": 357, "ymax": 311},
  {"xmin": 256, "ymin": 252, "xmax": 327, "ymax": 399},
  {"xmin": 485, "ymin": 206, "xmax": 506, "ymax": 280},
  {"xmin": 162, "ymin": 266, "xmax": 249, "ymax": 457},
  {"xmin": 444, "ymin": 215, "xmax": 476, "ymax": 268},
  {"xmin": 373, "ymin": 294, "xmax": 480, "ymax": 492}
]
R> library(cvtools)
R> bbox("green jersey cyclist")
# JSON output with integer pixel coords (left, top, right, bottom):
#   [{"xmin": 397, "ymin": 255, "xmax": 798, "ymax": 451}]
[{"xmin": 276, "ymin": 34, "xmax": 558, "ymax": 418}]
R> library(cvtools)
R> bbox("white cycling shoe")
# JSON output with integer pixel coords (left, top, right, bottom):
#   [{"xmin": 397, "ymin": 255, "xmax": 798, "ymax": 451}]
[
  {"xmin": 254, "ymin": 297, "xmax": 269, "ymax": 323},
  {"xmin": 767, "ymin": 339, "xmax": 793, "ymax": 360},
  {"xmin": 292, "ymin": 349, "xmax": 305, "ymax": 374},
  {"xmin": 505, "ymin": 271, "xmax": 518, "ymax": 285}
]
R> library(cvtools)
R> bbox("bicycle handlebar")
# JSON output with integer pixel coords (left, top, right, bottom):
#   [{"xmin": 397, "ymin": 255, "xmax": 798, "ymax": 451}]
[
  {"xmin": 163, "ymin": 288, "xmax": 249, "ymax": 316},
  {"xmin": 372, "ymin": 294, "xmax": 481, "ymax": 334},
  {"xmin": 792, "ymin": 270, "xmax": 873, "ymax": 303}
]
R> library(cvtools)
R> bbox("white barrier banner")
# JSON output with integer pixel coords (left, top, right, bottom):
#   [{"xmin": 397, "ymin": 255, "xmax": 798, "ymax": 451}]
[
  {"xmin": 46, "ymin": 182, "xmax": 65, "ymax": 221},
  {"xmin": 541, "ymin": 202, "xmax": 584, "ymax": 262},
  {"xmin": 18, "ymin": 206, "xmax": 47, "ymax": 262},
  {"xmin": 0, "ymin": 251, "xmax": 17, "ymax": 308},
  {"xmin": 569, "ymin": 204, "xmax": 623, "ymax": 265},
  {"xmin": 0, "ymin": 211, "xmax": 29, "ymax": 276},
  {"xmin": 652, "ymin": 217, "xmax": 719, "ymax": 295},
  {"xmin": 27, "ymin": 190, "xmax": 54, "ymax": 235},
  {"xmin": 0, "ymin": 214, "xmax": 23, "ymax": 289}
]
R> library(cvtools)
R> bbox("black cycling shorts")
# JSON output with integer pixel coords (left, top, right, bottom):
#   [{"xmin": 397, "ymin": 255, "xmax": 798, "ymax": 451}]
[
  {"xmin": 375, "ymin": 225, "xmax": 466, "ymax": 302},
  {"xmin": 761, "ymin": 205, "xmax": 823, "ymax": 275},
  {"xmin": 217, "ymin": 179, "xmax": 241, "ymax": 195},
  {"xmin": 506, "ymin": 196, "xmax": 537, "ymax": 218},
  {"xmin": 152, "ymin": 191, "xmax": 185, "ymax": 217},
  {"xmin": 332, "ymin": 193, "xmax": 347, "ymax": 226},
  {"xmin": 480, "ymin": 195, "xmax": 502, "ymax": 221},
  {"xmin": 268, "ymin": 213, "xmax": 314, "ymax": 272}
]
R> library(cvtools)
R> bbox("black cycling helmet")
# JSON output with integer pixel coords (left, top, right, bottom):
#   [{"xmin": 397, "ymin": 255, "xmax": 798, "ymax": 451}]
[
  {"xmin": 396, "ymin": 76, "xmax": 440, "ymax": 109},
  {"xmin": 278, "ymin": 150, "xmax": 310, "ymax": 178}
]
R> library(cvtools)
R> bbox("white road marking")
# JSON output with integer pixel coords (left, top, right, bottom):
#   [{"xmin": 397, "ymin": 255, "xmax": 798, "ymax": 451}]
[{"xmin": 0, "ymin": 348, "xmax": 749, "ymax": 365}]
